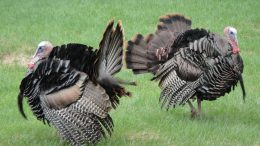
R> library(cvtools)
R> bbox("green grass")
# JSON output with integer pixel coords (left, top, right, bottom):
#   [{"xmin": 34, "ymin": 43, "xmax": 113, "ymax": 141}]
[{"xmin": 0, "ymin": 0, "xmax": 259, "ymax": 145}]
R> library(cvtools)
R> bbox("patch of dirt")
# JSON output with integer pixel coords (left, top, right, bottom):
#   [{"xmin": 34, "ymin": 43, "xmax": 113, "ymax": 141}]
[
  {"xmin": 1, "ymin": 53, "xmax": 30, "ymax": 66},
  {"xmin": 128, "ymin": 131, "xmax": 160, "ymax": 141}
]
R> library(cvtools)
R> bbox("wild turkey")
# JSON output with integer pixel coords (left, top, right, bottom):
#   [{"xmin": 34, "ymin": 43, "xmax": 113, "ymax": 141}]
[
  {"xmin": 18, "ymin": 20, "xmax": 133, "ymax": 145},
  {"xmin": 126, "ymin": 13, "xmax": 246, "ymax": 117}
]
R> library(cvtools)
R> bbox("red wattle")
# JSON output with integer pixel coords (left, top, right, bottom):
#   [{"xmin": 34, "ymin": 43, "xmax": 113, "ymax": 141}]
[
  {"xmin": 230, "ymin": 41, "xmax": 240, "ymax": 54},
  {"xmin": 232, "ymin": 47, "xmax": 240, "ymax": 54},
  {"xmin": 28, "ymin": 63, "xmax": 35, "ymax": 69}
]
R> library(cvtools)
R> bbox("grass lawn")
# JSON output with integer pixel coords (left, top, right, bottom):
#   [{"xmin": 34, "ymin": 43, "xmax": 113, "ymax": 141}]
[{"xmin": 0, "ymin": 0, "xmax": 260, "ymax": 145}]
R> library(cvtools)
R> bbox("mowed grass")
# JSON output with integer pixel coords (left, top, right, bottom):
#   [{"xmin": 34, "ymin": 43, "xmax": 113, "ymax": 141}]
[{"xmin": 0, "ymin": 0, "xmax": 260, "ymax": 145}]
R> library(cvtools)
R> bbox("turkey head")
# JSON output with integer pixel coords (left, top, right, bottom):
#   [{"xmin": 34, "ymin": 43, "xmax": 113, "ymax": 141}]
[{"xmin": 28, "ymin": 41, "xmax": 53, "ymax": 69}]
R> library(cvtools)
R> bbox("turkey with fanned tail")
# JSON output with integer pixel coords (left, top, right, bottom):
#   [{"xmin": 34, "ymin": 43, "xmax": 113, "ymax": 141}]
[
  {"xmin": 18, "ymin": 20, "xmax": 134, "ymax": 145},
  {"xmin": 125, "ymin": 13, "xmax": 246, "ymax": 117}
]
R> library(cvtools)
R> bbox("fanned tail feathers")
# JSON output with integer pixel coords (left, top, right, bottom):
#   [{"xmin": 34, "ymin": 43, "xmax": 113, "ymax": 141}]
[
  {"xmin": 157, "ymin": 13, "xmax": 191, "ymax": 34},
  {"xmin": 126, "ymin": 13, "xmax": 192, "ymax": 74},
  {"xmin": 96, "ymin": 20, "xmax": 132, "ymax": 106},
  {"xmin": 96, "ymin": 20, "xmax": 124, "ymax": 76},
  {"xmin": 126, "ymin": 34, "xmax": 160, "ymax": 74}
]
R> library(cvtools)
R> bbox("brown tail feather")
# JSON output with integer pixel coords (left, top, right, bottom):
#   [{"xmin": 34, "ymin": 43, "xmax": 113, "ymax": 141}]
[
  {"xmin": 126, "ymin": 34, "xmax": 160, "ymax": 74},
  {"xmin": 126, "ymin": 13, "xmax": 192, "ymax": 75},
  {"xmin": 156, "ymin": 13, "xmax": 192, "ymax": 34}
]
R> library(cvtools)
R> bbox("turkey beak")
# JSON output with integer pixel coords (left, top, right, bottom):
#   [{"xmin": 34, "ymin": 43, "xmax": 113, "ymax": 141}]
[
  {"xmin": 28, "ymin": 56, "xmax": 40, "ymax": 70},
  {"xmin": 239, "ymin": 75, "xmax": 246, "ymax": 103}
]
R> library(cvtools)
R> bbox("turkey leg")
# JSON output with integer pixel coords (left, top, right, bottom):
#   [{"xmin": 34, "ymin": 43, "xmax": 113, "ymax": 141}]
[
  {"xmin": 187, "ymin": 100, "xmax": 197, "ymax": 117},
  {"xmin": 197, "ymin": 98, "xmax": 202, "ymax": 116}
]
